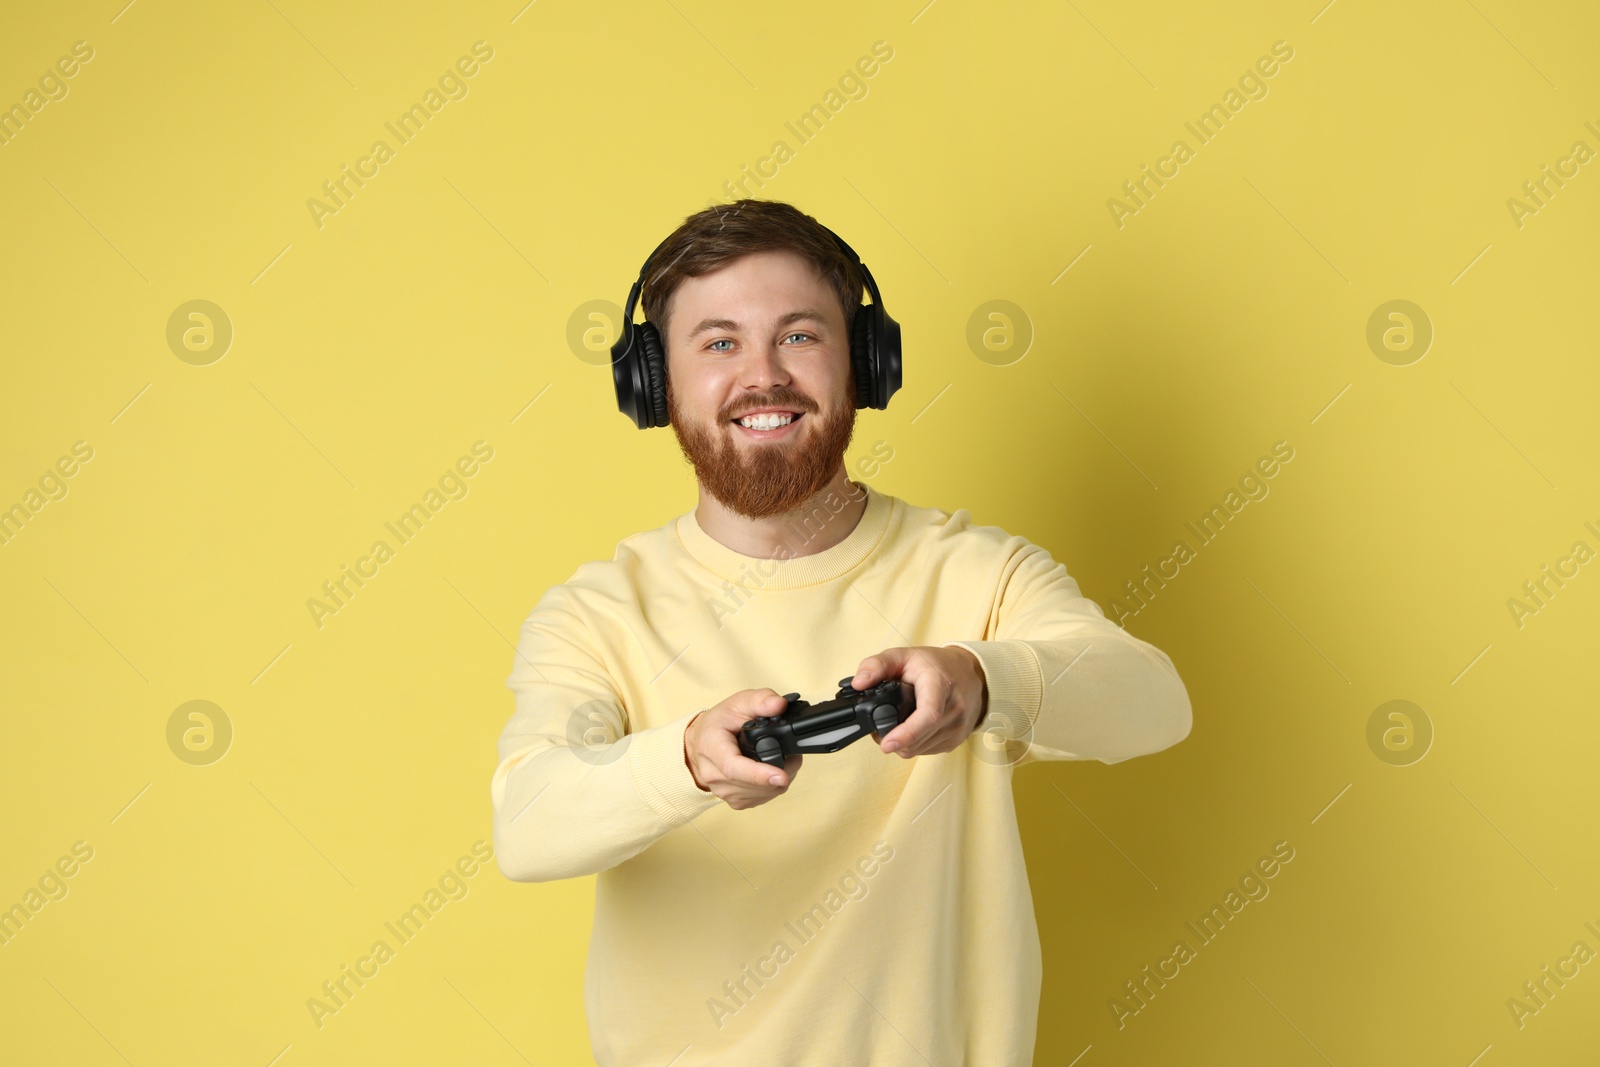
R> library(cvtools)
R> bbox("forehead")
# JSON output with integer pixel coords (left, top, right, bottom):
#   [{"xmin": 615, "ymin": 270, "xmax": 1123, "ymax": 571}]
[{"xmin": 668, "ymin": 250, "xmax": 839, "ymax": 324}]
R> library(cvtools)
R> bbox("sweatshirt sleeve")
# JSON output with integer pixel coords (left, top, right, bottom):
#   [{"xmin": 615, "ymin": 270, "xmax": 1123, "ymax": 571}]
[
  {"xmin": 941, "ymin": 542, "xmax": 1192, "ymax": 766},
  {"xmin": 491, "ymin": 587, "xmax": 722, "ymax": 883}
]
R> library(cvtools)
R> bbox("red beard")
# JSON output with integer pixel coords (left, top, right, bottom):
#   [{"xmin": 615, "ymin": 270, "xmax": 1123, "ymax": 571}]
[{"xmin": 667, "ymin": 378, "xmax": 858, "ymax": 519}]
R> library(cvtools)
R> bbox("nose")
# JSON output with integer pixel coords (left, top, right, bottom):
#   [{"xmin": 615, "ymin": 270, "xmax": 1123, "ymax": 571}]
[{"xmin": 738, "ymin": 339, "xmax": 791, "ymax": 393}]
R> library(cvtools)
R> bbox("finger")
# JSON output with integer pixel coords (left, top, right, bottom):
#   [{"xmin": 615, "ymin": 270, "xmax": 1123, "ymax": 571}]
[
  {"xmin": 912, "ymin": 713, "xmax": 968, "ymax": 757},
  {"xmin": 729, "ymin": 690, "xmax": 788, "ymax": 724},
  {"xmin": 883, "ymin": 671, "xmax": 950, "ymax": 756},
  {"xmin": 717, "ymin": 695, "xmax": 796, "ymax": 785},
  {"xmin": 768, "ymin": 752, "xmax": 803, "ymax": 788},
  {"xmin": 750, "ymin": 693, "xmax": 789, "ymax": 717},
  {"xmin": 854, "ymin": 647, "xmax": 909, "ymax": 688},
  {"xmin": 727, "ymin": 748, "xmax": 791, "ymax": 789},
  {"xmin": 735, "ymin": 747, "xmax": 801, "ymax": 789}
]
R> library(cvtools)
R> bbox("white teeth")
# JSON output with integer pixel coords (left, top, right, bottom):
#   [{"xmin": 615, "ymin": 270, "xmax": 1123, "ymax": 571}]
[{"xmin": 738, "ymin": 412, "xmax": 795, "ymax": 430}]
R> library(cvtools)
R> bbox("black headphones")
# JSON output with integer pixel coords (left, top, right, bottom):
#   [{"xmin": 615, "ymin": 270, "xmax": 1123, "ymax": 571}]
[{"xmin": 610, "ymin": 225, "xmax": 902, "ymax": 429}]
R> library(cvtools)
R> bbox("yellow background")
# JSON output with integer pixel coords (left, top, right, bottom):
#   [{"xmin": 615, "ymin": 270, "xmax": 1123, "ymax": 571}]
[{"xmin": 2, "ymin": 0, "xmax": 1597, "ymax": 1063}]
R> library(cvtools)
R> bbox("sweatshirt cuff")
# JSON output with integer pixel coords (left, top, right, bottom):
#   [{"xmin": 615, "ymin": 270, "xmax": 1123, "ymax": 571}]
[
  {"xmin": 627, "ymin": 711, "xmax": 723, "ymax": 826},
  {"xmin": 941, "ymin": 639, "xmax": 1043, "ymax": 736}
]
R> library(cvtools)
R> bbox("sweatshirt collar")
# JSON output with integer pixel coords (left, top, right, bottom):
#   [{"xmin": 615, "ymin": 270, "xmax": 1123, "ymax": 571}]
[{"xmin": 676, "ymin": 480, "xmax": 893, "ymax": 588}]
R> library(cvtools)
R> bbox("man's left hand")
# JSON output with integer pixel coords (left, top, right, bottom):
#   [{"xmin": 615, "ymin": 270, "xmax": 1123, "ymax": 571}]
[{"xmin": 851, "ymin": 646, "xmax": 988, "ymax": 759}]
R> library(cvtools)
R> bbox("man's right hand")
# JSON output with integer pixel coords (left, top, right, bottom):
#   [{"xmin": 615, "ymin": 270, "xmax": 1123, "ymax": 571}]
[{"xmin": 683, "ymin": 689, "xmax": 803, "ymax": 810}]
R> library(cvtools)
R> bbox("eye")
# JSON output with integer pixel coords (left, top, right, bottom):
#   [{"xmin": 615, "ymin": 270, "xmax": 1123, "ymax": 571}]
[
  {"xmin": 784, "ymin": 332, "xmax": 814, "ymax": 344},
  {"xmin": 708, "ymin": 339, "xmax": 734, "ymax": 352}
]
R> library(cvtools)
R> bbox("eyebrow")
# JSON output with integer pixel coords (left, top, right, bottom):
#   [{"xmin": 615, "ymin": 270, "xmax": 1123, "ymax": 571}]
[{"xmin": 686, "ymin": 309, "xmax": 829, "ymax": 340}]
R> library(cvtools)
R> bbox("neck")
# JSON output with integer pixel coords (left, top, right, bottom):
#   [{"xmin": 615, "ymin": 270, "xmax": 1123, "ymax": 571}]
[{"xmin": 695, "ymin": 467, "xmax": 868, "ymax": 559}]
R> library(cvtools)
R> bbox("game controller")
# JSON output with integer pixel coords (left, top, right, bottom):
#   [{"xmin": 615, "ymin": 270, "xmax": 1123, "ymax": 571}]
[{"xmin": 738, "ymin": 678, "xmax": 918, "ymax": 769}]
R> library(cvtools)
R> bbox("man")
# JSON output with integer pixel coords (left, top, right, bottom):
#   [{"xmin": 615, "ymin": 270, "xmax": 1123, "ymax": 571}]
[{"xmin": 491, "ymin": 199, "xmax": 1192, "ymax": 1066}]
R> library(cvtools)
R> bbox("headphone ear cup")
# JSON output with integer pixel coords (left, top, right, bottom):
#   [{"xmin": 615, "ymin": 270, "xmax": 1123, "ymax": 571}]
[
  {"xmin": 638, "ymin": 322, "xmax": 670, "ymax": 428},
  {"xmin": 850, "ymin": 308, "xmax": 875, "ymax": 409}
]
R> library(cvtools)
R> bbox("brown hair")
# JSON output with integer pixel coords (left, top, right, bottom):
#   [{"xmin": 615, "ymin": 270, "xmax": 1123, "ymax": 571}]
[{"xmin": 640, "ymin": 199, "xmax": 866, "ymax": 347}]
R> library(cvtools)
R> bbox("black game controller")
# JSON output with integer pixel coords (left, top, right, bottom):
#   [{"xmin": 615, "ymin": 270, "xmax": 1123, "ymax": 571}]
[{"xmin": 738, "ymin": 678, "xmax": 918, "ymax": 769}]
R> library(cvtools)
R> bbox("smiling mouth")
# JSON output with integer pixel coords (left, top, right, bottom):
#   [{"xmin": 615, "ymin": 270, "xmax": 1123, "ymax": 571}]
[{"xmin": 729, "ymin": 411, "xmax": 804, "ymax": 437}]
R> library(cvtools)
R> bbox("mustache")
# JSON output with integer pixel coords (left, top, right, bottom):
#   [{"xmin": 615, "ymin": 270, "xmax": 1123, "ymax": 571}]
[{"xmin": 721, "ymin": 396, "xmax": 816, "ymax": 420}]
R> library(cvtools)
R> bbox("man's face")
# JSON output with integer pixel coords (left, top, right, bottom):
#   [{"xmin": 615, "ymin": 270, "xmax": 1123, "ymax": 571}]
[{"xmin": 664, "ymin": 249, "xmax": 857, "ymax": 519}]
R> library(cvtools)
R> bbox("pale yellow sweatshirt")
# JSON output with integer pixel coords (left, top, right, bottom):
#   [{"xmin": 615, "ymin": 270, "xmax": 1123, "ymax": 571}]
[{"xmin": 491, "ymin": 479, "xmax": 1192, "ymax": 1066}]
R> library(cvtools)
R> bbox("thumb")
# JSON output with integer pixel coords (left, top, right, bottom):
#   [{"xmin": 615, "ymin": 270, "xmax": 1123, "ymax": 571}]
[
  {"xmin": 739, "ymin": 689, "xmax": 789, "ymax": 720},
  {"xmin": 853, "ymin": 648, "xmax": 909, "ymax": 688}
]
